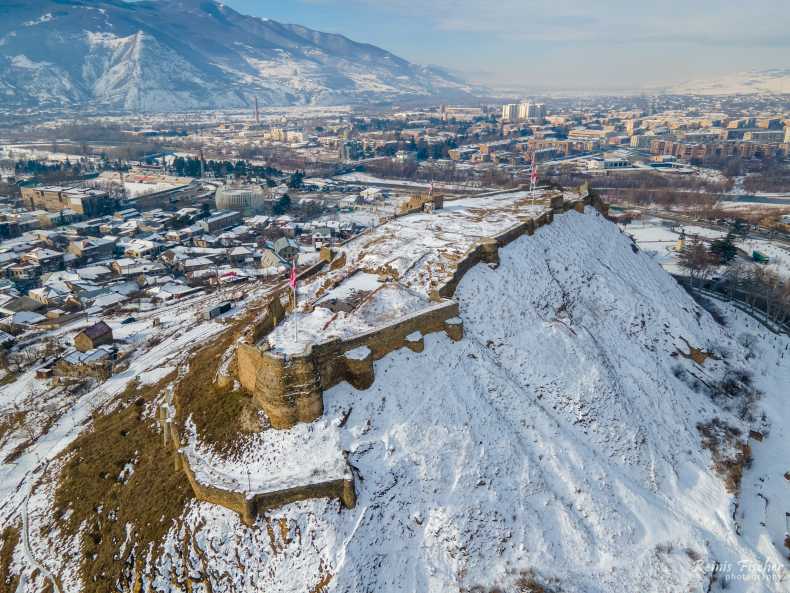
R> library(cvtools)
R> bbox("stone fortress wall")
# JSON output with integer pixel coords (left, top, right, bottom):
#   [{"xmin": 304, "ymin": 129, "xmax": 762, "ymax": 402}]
[
  {"xmin": 171, "ymin": 191, "xmax": 607, "ymax": 522},
  {"xmin": 241, "ymin": 193, "xmax": 600, "ymax": 431},
  {"xmin": 162, "ymin": 406, "xmax": 356, "ymax": 527}
]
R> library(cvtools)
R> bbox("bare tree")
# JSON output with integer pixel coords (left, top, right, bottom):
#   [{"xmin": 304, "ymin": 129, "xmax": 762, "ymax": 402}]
[{"xmin": 678, "ymin": 236, "xmax": 717, "ymax": 288}]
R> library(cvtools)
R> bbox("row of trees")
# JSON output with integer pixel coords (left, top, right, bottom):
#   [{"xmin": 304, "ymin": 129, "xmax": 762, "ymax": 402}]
[
  {"xmin": 678, "ymin": 235, "xmax": 735, "ymax": 287},
  {"xmin": 678, "ymin": 235, "xmax": 790, "ymax": 328},
  {"xmin": 547, "ymin": 170, "xmax": 732, "ymax": 193},
  {"xmin": 170, "ymin": 157, "xmax": 281, "ymax": 180}
]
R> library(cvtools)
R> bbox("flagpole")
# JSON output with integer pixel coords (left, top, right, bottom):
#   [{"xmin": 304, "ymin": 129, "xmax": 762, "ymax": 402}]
[
  {"xmin": 530, "ymin": 161, "xmax": 537, "ymax": 206},
  {"xmin": 292, "ymin": 256, "xmax": 298, "ymax": 344}
]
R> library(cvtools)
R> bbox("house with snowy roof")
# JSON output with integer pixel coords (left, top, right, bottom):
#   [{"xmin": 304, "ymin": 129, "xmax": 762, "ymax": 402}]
[{"xmin": 74, "ymin": 321, "xmax": 113, "ymax": 353}]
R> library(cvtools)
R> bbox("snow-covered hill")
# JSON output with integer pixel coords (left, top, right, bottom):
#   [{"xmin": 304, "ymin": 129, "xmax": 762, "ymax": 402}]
[
  {"xmin": 8, "ymin": 208, "xmax": 789, "ymax": 592},
  {"xmin": 148, "ymin": 209, "xmax": 784, "ymax": 592},
  {"xmin": 669, "ymin": 69, "xmax": 790, "ymax": 95},
  {"xmin": 0, "ymin": 0, "xmax": 472, "ymax": 111}
]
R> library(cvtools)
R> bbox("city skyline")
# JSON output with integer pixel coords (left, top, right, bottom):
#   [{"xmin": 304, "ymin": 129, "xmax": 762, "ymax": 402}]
[{"xmin": 225, "ymin": 0, "xmax": 790, "ymax": 91}]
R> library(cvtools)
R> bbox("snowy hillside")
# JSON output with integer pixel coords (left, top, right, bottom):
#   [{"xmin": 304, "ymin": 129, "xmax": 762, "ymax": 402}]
[
  {"xmin": 158, "ymin": 210, "xmax": 786, "ymax": 592},
  {"xmin": 0, "ymin": 0, "xmax": 472, "ymax": 111},
  {"xmin": 5, "ymin": 208, "xmax": 789, "ymax": 592},
  {"xmin": 669, "ymin": 69, "xmax": 790, "ymax": 95}
]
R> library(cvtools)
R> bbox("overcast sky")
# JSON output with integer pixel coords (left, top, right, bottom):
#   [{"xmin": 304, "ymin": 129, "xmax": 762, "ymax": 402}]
[{"xmin": 224, "ymin": 0, "xmax": 789, "ymax": 91}]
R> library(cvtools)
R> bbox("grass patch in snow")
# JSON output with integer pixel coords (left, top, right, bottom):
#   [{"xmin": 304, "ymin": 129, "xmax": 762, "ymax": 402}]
[
  {"xmin": 469, "ymin": 570, "xmax": 562, "ymax": 593},
  {"xmin": 50, "ymin": 371, "xmax": 191, "ymax": 593},
  {"xmin": 3, "ymin": 414, "xmax": 56, "ymax": 464},
  {"xmin": 173, "ymin": 323, "xmax": 261, "ymax": 455},
  {"xmin": 0, "ymin": 410, "xmax": 25, "ymax": 448},
  {"xmin": 698, "ymin": 418, "xmax": 753, "ymax": 494},
  {"xmin": 0, "ymin": 525, "xmax": 20, "ymax": 593},
  {"xmin": 0, "ymin": 371, "xmax": 18, "ymax": 387}
]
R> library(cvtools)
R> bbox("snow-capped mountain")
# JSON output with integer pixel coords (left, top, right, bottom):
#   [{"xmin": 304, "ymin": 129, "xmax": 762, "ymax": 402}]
[
  {"xmin": 0, "ymin": 0, "xmax": 472, "ymax": 112},
  {"xmin": 668, "ymin": 69, "xmax": 790, "ymax": 95}
]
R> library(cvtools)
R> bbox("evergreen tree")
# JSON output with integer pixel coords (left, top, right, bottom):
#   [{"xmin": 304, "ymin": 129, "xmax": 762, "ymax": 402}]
[
  {"xmin": 288, "ymin": 171, "xmax": 304, "ymax": 189},
  {"xmin": 273, "ymin": 194, "xmax": 292, "ymax": 215},
  {"xmin": 731, "ymin": 219, "xmax": 749, "ymax": 236},
  {"xmin": 709, "ymin": 233, "xmax": 738, "ymax": 265}
]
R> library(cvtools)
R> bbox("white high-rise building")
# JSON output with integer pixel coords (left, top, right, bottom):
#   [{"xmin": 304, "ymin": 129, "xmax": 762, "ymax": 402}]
[
  {"xmin": 526, "ymin": 102, "xmax": 546, "ymax": 122},
  {"xmin": 501, "ymin": 103, "xmax": 518, "ymax": 123},
  {"xmin": 516, "ymin": 101, "xmax": 547, "ymax": 123},
  {"xmin": 784, "ymin": 126, "xmax": 790, "ymax": 144}
]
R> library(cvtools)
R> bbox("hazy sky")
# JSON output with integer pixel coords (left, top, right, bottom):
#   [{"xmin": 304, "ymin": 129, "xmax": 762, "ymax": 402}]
[{"xmin": 224, "ymin": 0, "xmax": 789, "ymax": 91}]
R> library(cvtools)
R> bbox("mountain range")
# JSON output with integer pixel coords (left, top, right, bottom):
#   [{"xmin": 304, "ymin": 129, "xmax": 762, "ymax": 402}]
[
  {"xmin": 668, "ymin": 69, "xmax": 790, "ymax": 95},
  {"xmin": 0, "ymin": 0, "xmax": 472, "ymax": 112}
]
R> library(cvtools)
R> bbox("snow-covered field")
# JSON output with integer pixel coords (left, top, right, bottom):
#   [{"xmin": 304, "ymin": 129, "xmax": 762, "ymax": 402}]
[
  {"xmin": 735, "ymin": 239, "xmax": 790, "ymax": 278},
  {"xmin": 625, "ymin": 218, "xmax": 686, "ymax": 274},
  {"xmin": 626, "ymin": 217, "xmax": 790, "ymax": 280}
]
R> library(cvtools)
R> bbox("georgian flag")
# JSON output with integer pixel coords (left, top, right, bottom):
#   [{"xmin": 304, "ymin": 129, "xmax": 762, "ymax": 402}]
[
  {"xmin": 530, "ymin": 162, "xmax": 539, "ymax": 186},
  {"xmin": 289, "ymin": 259, "xmax": 297, "ymax": 290}
]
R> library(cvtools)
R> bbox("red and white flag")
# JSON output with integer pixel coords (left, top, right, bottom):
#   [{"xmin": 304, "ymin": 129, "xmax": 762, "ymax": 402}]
[
  {"xmin": 530, "ymin": 162, "xmax": 539, "ymax": 186},
  {"xmin": 289, "ymin": 259, "xmax": 297, "ymax": 290}
]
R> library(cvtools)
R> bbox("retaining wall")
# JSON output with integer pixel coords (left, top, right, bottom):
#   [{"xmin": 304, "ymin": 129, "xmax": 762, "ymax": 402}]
[
  {"xmin": 165, "ymin": 405, "xmax": 356, "ymax": 525},
  {"xmin": 179, "ymin": 448, "xmax": 356, "ymax": 526}
]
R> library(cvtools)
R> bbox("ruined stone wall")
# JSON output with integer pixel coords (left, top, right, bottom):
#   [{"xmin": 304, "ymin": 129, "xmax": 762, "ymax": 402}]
[
  {"xmin": 434, "ymin": 200, "xmax": 567, "ymax": 300},
  {"xmin": 250, "ymin": 297, "xmax": 286, "ymax": 347},
  {"xmin": 249, "ymin": 478, "xmax": 356, "ymax": 519},
  {"xmin": 239, "ymin": 196, "xmax": 601, "ymax": 430},
  {"xmin": 435, "ymin": 239, "xmax": 499, "ymax": 300},
  {"xmin": 178, "ymin": 448, "xmax": 355, "ymax": 525},
  {"xmin": 179, "ymin": 452, "xmax": 254, "ymax": 522},
  {"xmin": 250, "ymin": 300, "xmax": 461, "ymax": 429},
  {"xmin": 253, "ymin": 350, "xmax": 323, "ymax": 429},
  {"xmin": 237, "ymin": 344, "xmax": 267, "ymax": 394},
  {"xmin": 165, "ymin": 394, "xmax": 356, "ymax": 525}
]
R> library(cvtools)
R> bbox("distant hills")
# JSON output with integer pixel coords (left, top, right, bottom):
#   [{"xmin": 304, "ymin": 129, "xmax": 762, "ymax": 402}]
[
  {"xmin": 0, "ymin": 0, "xmax": 473, "ymax": 112},
  {"xmin": 667, "ymin": 69, "xmax": 790, "ymax": 95}
]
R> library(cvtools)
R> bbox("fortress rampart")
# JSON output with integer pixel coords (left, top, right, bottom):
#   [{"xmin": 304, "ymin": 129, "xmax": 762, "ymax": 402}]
[
  {"xmin": 241, "ymin": 300, "xmax": 462, "ymax": 428},
  {"xmin": 164, "ymin": 408, "xmax": 356, "ymax": 526},
  {"xmin": 168, "ymin": 192, "xmax": 607, "ymax": 522},
  {"xmin": 240, "ymin": 193, "xmax": 603, "ymax": 430}
]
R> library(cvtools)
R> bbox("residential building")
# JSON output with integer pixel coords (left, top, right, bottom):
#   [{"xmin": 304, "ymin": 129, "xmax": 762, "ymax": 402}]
[
  {"xmin": 198, "ymin": 211, "xmax": 243, "ymax": 234},
  {"xmin": 21, "ymin": 248, "xmax": 64, "ymax": 272},
  {"xmin": 74, "ymin": 321, "xmax": 114, "ymax": 353},
  {"xmin": 21, "ymin": 186, "xmax": 114, "ymax": 216},
  {"xmin": 68, "ymin": 238, "xmax": 117, "ymax": 262},
  {"xmin": 501, "ymin": 104, "xmax": 519, "ymax": 123}
]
